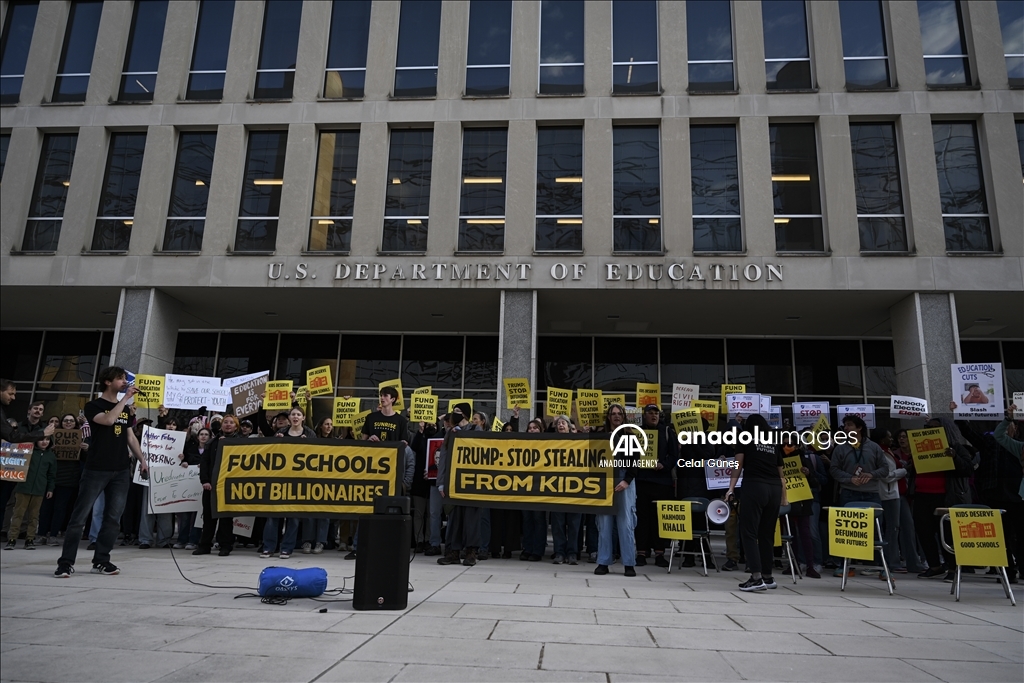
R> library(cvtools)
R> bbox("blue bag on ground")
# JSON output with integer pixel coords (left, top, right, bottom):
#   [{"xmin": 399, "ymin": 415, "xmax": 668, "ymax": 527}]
[{"xmin": 257, "ymin": 567, "xmax": 328, "ymax": 598}]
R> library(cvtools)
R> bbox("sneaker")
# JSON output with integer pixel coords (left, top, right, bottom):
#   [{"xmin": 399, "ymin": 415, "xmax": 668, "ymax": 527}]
[
  {"xmin": 425, "ymin": 546, "xmax": 441, "ymax": 556},
  {"xmin": 762, "ymin": 576, "xmax": 777, "ymax": 589},
  {"xmin": 833, "ymin": 568, "xmax": 856, "ymax": 577},
  {"xmin": 184, "ymin": 543, "xmax": 197, "ymax": 550},
  {"xmin": 805, "ymin": 567, "xmax": 822, "ymax": 579},
  {"xmin": 739, "ymin": 577, "xmax": 767, "ymax": 592},
  {"xmin": 918, "ymin": 567, "xmax": 946, "ymax": 579},
  {"xmin": 860, "ymin": 568, "xmax": 881, "ymax": 576},
  {"xmin": 594, "ymin": 564, "xmax": 609, "ymax": 575},
  {"xmin": 91, "ymin": 562, "xmax": 120, "ymax": 575},
  {"xmin": 4, "ymin": 540, "xmax": 15, "ymax": 550},
  {"xmin": 722, "ymin": 559, "xmax": 738, "ymax": 571},
  {"xmin": 192, "ymin": 547, "xmax": 211, "ymax": 555},
  {"xmin": 823, "ymin": 560, "xmax": 837, "ymax": 570},
  {"xmin": 943, "ymin": 571, "xmax": 956, "ymax": 583},
  {"xmin": 463, "ymin": 549, "xmax": 478, "ymax": 566},
  {"xmin": 437, "ymin": 551, "xmax": 458, "ymax": 565},
  {"xmin": 313, "ymin": 543, "xmax": 324, "ymax": 554},
  {"xmin": 259, "ymin": 550, "xmax": 271, "ymax": 559},
  {"xmin": 138, "ymin": 543, "xmax": 151, "ymax": 550},
  {"xmin": 301, "ymin": 542, "xmax": 312, "ymax": 554},
  {"xmin": 529, "ymin": 554, "xmax": 541, "ymax": 562},
  {"xmin": 476, "ymin": 552, "xmax": 489, "ymax": 561},
  {"xmin": 24, "ymin": 539, "xmax": 36, "ymax": 550},
  {"xmin": 893, "ymin": 566, "xmax": 908, "ymax": 574},
  {"xmin": 87, "ymin": 542, "xmax": 96, "ymax": 550},
  {"xmin": 54, "ymin": 563, "xmax": 74, "ymax": 578},
  {"xmin": 568, "ymin": 554, "xmax": 578, "ymax": 565},
  {"xmin": 172, "ymin": 543, "xmax": 186, "ymax": 550},
  {"xmin": 519, "ymin": 550, "xmax": 531, "ymax": 561},
  {"xmin": 279, "ymin": 551, "xmax": 291, "ymax": 560},
  {"xmin": 552, "ymin": 554, "xmax": 564, "ymax": 565},
  {"xmin": 654, "ymin": 554, "xmax": 669, "ymax": 568},
  {"xmin": 218, "ymin": 549, "xmax": 231, "ymax": 557},
  {"xmin": 588, "ymin": 552, "xmax": 598, "ymax": 564},
  {"xmin": 635, "ymin": 554, "xmax": 648, "ymax": 566},
  {"xmin": 48, "ymin": 536, "xmax": 60, "ymax": 547},
  {"xmin": 681, "ymin": 556, "xmax": 696, "ymax": 568},
  {"xmin": 344, "ymin": 551, "xmax": 357, "ymax": 560},
  {"xmin": 624, "ymin": 566, "xmax": 636, "ymax": 577}
]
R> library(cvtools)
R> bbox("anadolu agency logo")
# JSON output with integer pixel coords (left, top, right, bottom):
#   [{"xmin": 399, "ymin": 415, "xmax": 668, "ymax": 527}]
[{"xmin": 603, "ymin": 424, "xmax": 657, "ymax": 468}]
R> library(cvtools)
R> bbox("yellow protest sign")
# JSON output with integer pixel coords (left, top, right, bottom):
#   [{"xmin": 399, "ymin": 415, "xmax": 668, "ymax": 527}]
[
  {"xmin": 410, "ymin": 394, "xmax": 438, "ymax": 424},
  {"xmin": 378, "ymin": 379, "xmax": 404, "ymax": 411},
  {"xmin": 949, "ymin": 508, "xmax": 1008, "ymax": 567},
  {"xmin": 504, "ymin": 378, "xmax": 532, "ymax": 409},
  {"xmin": 445, "ymin": 398, "xmax": 475, "ymax": 417},
  {"xmin": 908, "ymin": 427, "xmax": 954, "ymax": 473},
  {"xmin": 671, "ymin": 409, "xmax": 702, "ymax": 434},
  {"xmin": 333, "ymin": 397, "xmax": 360, "ymax": 427},
  {"xmin": 546, "ymin": 387, "xmax": 572, "ymax": 417},
  {"xmin": 782, "ymin": 455, "xmax": 813, "ymax": 502},
  {"xmin": 810, "ymin": 414, "xmax": 831, "ymax": 451},
  {"xmin": 576, "ymin": 389, "xmax": 604, "ymax": 427},
  {"xmin": 264, "ymin": 380, "xmax": 293, "ymax": 411},
  {"xmin": 412, "ymin": 386, "xmax": 432, "ymax": 395},
  {"xmin": 775, "ymin": 519, "xmax": 782, "ymax": 547},
  {"xmin": 720, "ymin": 384, "xmax": 745, "ymax": 413},
  {"xmin": 352, "ymin": 410, "xmax": 371, "ymax": 436},
  {"xmin": 134, "ymin": 374, "xmax": 164, "ymax": 408},
  {"xmin": 295, "ymin": 385, "xmax": 311, "ymax": 416},
  {"xmin": 692, "ymin": 400, "xmax": 719, "ymax": 430},
  {"xmin": 636, "ymin": 382, "xmax": 660, "ymax": 408},
  {"xmin": 656, "ymin": 500, "xmax": 693, "ymax": 540},
  {"xmin": 491, "ymin": 416, "xmax": 505, "ymax": 432},
  {"xmin": 306, "ymin": 366, "xmax": 333, "ymax": 397},
  {"xmin": 602, "ymin": 394, "xmax": 626, "ymax": 414},
  {"xmin": 641, "ymin": 429, "xmax": 659, "ymax": 467},
  {"xmin": 828, "ymin": 506, "xmax": 875, "ymax": 561}
]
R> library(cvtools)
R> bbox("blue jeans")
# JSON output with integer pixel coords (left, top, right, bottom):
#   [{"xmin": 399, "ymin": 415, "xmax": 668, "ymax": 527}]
[
  {"xmin": 597, "ymin": 481, "xmax": 637, "ymax": 567},
  {"xmin": 478, "ymin": 508, "xmax": 491, "ymax": 553},
  {"xmin": 551, "ymin": 512, "xmax": 582, "ymax": 558},
  {"xmin": 59, "ymin": 469, "xmax": 131, "ymax": 567},
  {"xmin": 302, "ymin": 518, "xmax": 329, "ymax": 544},
  {"xmin": 89, "ymin": 492, "xmax": 105, "ymax": 541},
  {"xmin": 263, "ymin": 517, "xmax": 300, "ymax": 554},
  {"xmin": 176, "ymin": 512, "xmax": 200, "ymax": 545},
  {"xmin": 577, "ymin": 514, "xmax": 598, "ymax": 555},
  {"xmin": 429, "ymin": 487, "xmax": 443, "ymax": 548},
  {"xmin": 522, "ymin": 510, "xmax": 547, "ymax": 556},
  {"xmin": 139, "ymin": 503, "xmax": 173, "ymax": 547}
]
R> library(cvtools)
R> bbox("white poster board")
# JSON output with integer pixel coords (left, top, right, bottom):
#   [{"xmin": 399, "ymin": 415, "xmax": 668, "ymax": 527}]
[
  {"xmin": 133, "ymin": 426, "xmax": 187, "ymax": 486},
  {"xmin": 890, "ymin": 395, "xmax": 928, "ymax": 418},
  {"xmin": 232, "ymin": 517, "xmax": 255, "ymax": 538},
  {"xmin": 836, "ymin": 404, "xmax": 876, "ymax": 429},
  {"xmin": 164, "ymin": 374, "xmax": 227, "ymax": 411},
  {"xmin": 1014, "ymin": 393, "xmax": 1024, "ymax": 419},
  {"xmin": 146, "ymin": 465, "xmax": 202, "ymax": 514},
  {"xmin": 951, "ymin": 363, "xmax": 1003, "ymax": 420},
  {"xmin": 726, "ymin": 393, "xmax": 761, "ymax": 421},
  {"xmin": 671, "ymin": 384, "xmax": 700, "ymax": 412},
  {"xmin": 706, "ymin": 459, "xmax": 742, "ymax": 490},
  {"xmin": 792, "ymin": 402, "xmax": 830, "ymax": 429}
]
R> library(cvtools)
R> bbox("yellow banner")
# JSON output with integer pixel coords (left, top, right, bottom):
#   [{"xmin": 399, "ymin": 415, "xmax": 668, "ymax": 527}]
[
  {"xmin": 577, "ymin": 389, "xmax": 604, "ymax": 427},
  {"xmin": 333, "ymin": 397, "xmax": 360, "ymax": 427},
  {"xmin": 410, "ymin": 394, "xmax": 438, "ymax": 424},
  {"xmin": 352, "ymin": 410, "xmax": 371, "ymax": 436},
  {"xmin": 491, "ymin": 416, "xmax": 505, "ymax": 432},
  {"xmin": 602, "ymin": 394, "xmax": 626, "ymax": 414},
  {"xmin": 445, "ymin": 398, "xmax": 475, "ymax": 417},
  {"xmin": 656, "ymin": 500, "xmax": 693, "ymax": 540},
  {"xmin": 546, "ymin": 387, "xmax": 572, "ymax": 417},
  {"xmin": 636, "ymin": 382, "xmax": 660, "ymax": 408},
  {"xmin": 412, "ymin": 386, "xmax": 432, "ymax": 395},
  {"xmin": 720, "ymin": 384, "xmax": 745, "ymax": 413},
  {"xmin": 908, "ymin": 427, "xmax": 954, "ymax": 473},
  {"xmin": 950, "ymin": 508, "xmax": 1008, "ymax": 567},
  {"xmin": 782, "ymin": 455, "xmax": 813, "ymax": 502},
  {"xmin": 504, "ymin": 378, "xmax": 532, "ymax": 409},
  {"xmin": 134, "ymin": 374, "xmax": 164, "ymax": 409},
  {"xmin": 828, "ymin": 506, "xmax": 875, "ymax": 561},
  {"xmin": 306, "ymin": 366, "xmax": 333, "ymax": 397},
  {"xmin": 378, "ymin": 379, "xmax": 404, "ymax": 411},
  {"xmin": 671, "ymin": 409, "xmax": 702, "ymax": 434},
  {"xmin": 264, "ymin": 380, "xmax": 293, "ymax": 411},
  {"xmin": 445, "ymin": 433, "xmax": 614, "ymax": 511},
  {"xmin": 213, "ymin": 439, "xmax": 401, "ymax": 517},
  {"xmin": 691, "ymin": 400, "xmax": 719, "ymax": 429}
]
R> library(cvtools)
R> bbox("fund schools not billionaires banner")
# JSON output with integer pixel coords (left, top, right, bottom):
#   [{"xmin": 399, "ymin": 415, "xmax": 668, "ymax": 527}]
[
  {"xmin": 212, "ymin": 439, "xmax": 402, "ymax": 518},
  {"xmin": 444, "ymin": 432, "xmax": 614, "ymax": 513}
]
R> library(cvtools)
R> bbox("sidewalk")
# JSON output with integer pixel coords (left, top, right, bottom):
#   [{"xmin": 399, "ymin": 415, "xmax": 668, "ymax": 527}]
[{"xmin": 1, "ymin": 543, "xmax": 1020, "ymax": 683}]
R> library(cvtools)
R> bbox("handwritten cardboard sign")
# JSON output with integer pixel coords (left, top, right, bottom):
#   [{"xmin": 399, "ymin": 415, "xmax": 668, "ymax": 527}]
[
  {"xmin": 164, "ymin": 374, "xmax": 226, "ymax": 411},
  {"xmin": 0, "ymin": 442, "xmax": 33, "ymax": 482},
  {"xmin": 224, "ymin": 372, "xmax": 269, "ymax": 418},
  {"xmin": 146, "ymin": 464, "xmax": 203, "ymax": 514},
  {"xmin": 51, "ymin": 428, "xmax": 82, "ymax": 461}
]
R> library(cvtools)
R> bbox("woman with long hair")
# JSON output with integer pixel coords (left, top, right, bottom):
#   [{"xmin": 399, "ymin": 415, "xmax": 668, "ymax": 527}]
[
  {"xmin": 301, "ymin": 418, "xmax": 334, "ymax": 553},
  {"xmin": 891, "ymin": 429, "xmax": 925, "ymax": 573},
  {"xmin": 38, "ymin": 414, "xmax": 86, "ymax": 545},
  {"xmin": 260, "ymin": 407, "xmax": 314, "ymax": 559},
  {"xmin": 594, "ymin": 403, "xmax": 638, "ymax": 577},
  {"xmin": 193, "ymin": 417, "xmax": 238, "ymax": 556}
]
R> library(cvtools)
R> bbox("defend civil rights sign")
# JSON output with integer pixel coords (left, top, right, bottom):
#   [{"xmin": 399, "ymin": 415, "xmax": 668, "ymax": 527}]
[
  {"xmin": 212, "ymin": 438, "xmax": 402, "ymax": 518},
  {"xmin": 444, "ymin": 432, "xmax": 614, "ymax": 513}
]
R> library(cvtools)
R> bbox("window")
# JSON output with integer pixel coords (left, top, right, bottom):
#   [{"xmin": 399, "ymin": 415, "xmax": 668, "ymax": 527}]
[
  {"xmin": 172, "ymin": 332, "xmax": 217, "ymax": 376},
  {"xmin": 466, "ymin": 0, "xmax": 512, "ymax": 97},
  {"xmin": 277, "ymin": 334, "xmax": 340, "ymax": 385},
  {"xmin": 216, "ymin": 333, "xmax": 277, "ymax": 379},
  {"xmin": 1017, "ymin": 121, "xmax": 1024, "ymax": 181},
  {"xmin": 458, "ymin": 128, "xmax": 508, "ymax": 252},
  {"xmin": 795, "ymin": 340, "xmax": 862, "ymax": 396},
  {"xmin": 997, "ymin": 1, "xmax": 1023, "ymax": 87},
  {"xmin": 762, "ymin": 0, "xmax": 812, "ymax": 90},
  {"xmin": 0, "ymin": 2, "xmax": 39, "ymax": 105},
  {"xmin": 612, "ymin": 0, "xmax": 658, "ymax": 94},
  {"xmin": 862, "ymin": 340, "xmax": 896, "ymax": 397},
  {"xmin": 539, "ymin": 0, "xmax": 584, "ymax": 95},
  {"xmin": 535, "ymin": 127, "xmax": 583, "ymax": 252},
  {"xmin": 235, "ymin": 130, "xmax": 287, "ymax": 252},
  {"xmin": 382, "ymin": 129, "xmax": 432, "ymax": 252},
  {"xmin": 918, "ymin": 0, "xmax": 970, "ymax": 87},
  {"xmin": 727, "ymin": 339, "xmax": 793, "ymax": 395},
  {"xmin": 394, "ymin": 0, "xmax": 441, "ymax": 98},
  {"xmin": 770, "ymin": 123, "xmax": 823, "ymax": 252},
  {"xmin": 186, "ymin": 0, "xmax": 235, "ymax": 100},
  {"xmin": 687, "ymin": 0, "xmax": 734, "ymax": 92},
  {"xmin": 838, "ymin": 0, "xmax": 890, "ymax": 89},
  {"xmin": 308, "ymin": 129, "xmax": 359, "ymax": 252},
  {"xmin": 594, "ymin": 337, "xmax": 657, "ymax": 393},
  {"xmin": 0, "ymin": 133, "xmax": 9, "ymax": 180},
  {"xmin": 691, "ymin": 124, "xmax": 741, "ymax": 252},
  {"xmin": 92, "ymin": 132, "xmax": 146, "ymax": 251},
  {"xmin": 613, "ymin": 126, "xmax": 661, "ymax": 252},
  {"xmin": 932, "ymin": 121, "xmax": 991, "ymax": 252},
  {"xmin": 850, "ymin": 123, "xmax": 907, "ymax": 252},
  {"xmin": 254, "ymin": 0, "xmax": 302, "ymax": 99},
  {"xmin": 324, "ymin": 0, "xmax": 371, "ymax": 99},
  {"xmin": 339, "ymin": 335, "xmax": 401, "ymax": 389},
  {"xmin": 118, "ymin": 0, "xmax": 168, "ymax": 102},
  {"xmin": 52, "ymin": 1, "xmax": 102, "ymax": 103},
  {"xmin": 660, "ymin": 338, "xmax": 726, "ymax": 396},
  {"xmin": 538, "ymin": 336, "xmax": 592, "ymax": 391},
  {"xmin": 163, "ymin": 131, "xmax": 216, "ymax": 252},
  {"xmin": 402, "ymin": 336, "xmax": 463, "ymax": 389},
  {"xmin": 22, "ymin": 134, "xmax": 77, "ymax": 252}
]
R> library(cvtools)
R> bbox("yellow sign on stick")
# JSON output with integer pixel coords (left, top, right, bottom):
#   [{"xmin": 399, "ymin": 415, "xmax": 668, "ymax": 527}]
[
  {"xmin": 671, "ymin": 409, "xmax": 702, "ymax": 435},
  {"xmin": 503, "ymin": 378, "xmax": 531, "ymax": 409},
  {"xmin": 636, "ymin": 382, "xmax": 660, "ymax": 408},
  {"xmin": 445, "ymin": 398, "xmax": 475, "ymax": 417},
  {"xmin": 412, "ymin": 386, "xmax": 432, "ymax": 395},
  {"xmin": 352, "ymin": 410, "xmax": 371, "ymax": 436},
  {"xmin": 720, "ymin": 384, "xmax": 745, "ymax": 413},
  {"xmin": 601, "ymin": 394, "xmax": 626, "ymax": 414},
  {"xmin": 907, "ymin": 427, "xmax": 954, "ymax": 473},
  {"xmin": 306, "ymin": 366, "xmax": 333, "ymax": 397},
  {"xmin": 491, "ymin": 416, "xmax": 505, "ymax": 432},
  {"xmin": 546, "ymin": 387, "xmax": 572, "ymax": 417},
  {"xmin": 656, "ymin": 500, "xmax": 693, "ymax": 540},
  {"xmin": 577, "ymin": 389, "xmax": 604, "ymax": 427},
  {"xmin": 333, "ymin": 397, "xmax": 360, "ymax": 427},
  {"xmin": 134, "ymin": 374, "xmax": 164, "ymax": 408},
  {"xmin": 264, "ymin": 381, "xmax": 293, "ymax": 411},
  {"xmin": 782, "ymin": 456, "xmax": 813, "ymax": 502},
  {"xmin": 950, "ymin": 508, "xmax": 1008, "ymax": 567},
  {"xmin": 828, "ymin": 506, "xmax": 875, "ymax": 561},
  {"xmin": 409, "ymin": 394, "xmax": 438, "ymax": 424},
  {"xmin": 691, "ymin": 400, "xmax": 719, "ymax": 429}
]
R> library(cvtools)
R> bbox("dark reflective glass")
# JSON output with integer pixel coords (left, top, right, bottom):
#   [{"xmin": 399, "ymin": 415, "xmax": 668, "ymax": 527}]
[
  {"xmin": 687, "ymin": 1, "xmax": 733, "ymax": 91},
  {"xmin": 839, "ymin": 1, "xmax": 887, "ymax": 57},
  {"xmin": 862, "ymin": 340, "xmax": 896, "ymax": 397},
  {"xmin": 172, "ymin": 332, "xmax": 217, "ymax": 376},
  {"xmin": 0, "ymin": 2, "xmax": 39, "ymax": 104},
  {"xmin": 762, "ymin": 0, "xmax": 811, "ymax": 90},
  {"xmin": 254, "ymin": 0, "xmax": 301, "ymax": 99},
  {"xmin": 845, "ymin": 60, "xmax": 890, "ymax": 90},
  {"xmin": 613, "ymin": 64, "xmax": 658, "ymax": 94},
  {"xmin": 770, "ymin": 123, "xmax": 823, "ymax": 251},
  {"xmin": 612, "ymin": 0, "xmax": 658, "ymax": 93},
  {"xmin": 466, "ymin": 67, "xmax": 511, "ymax": 97},
  {"xmin": 466, "ymin": 0, "xmax": 511, "ymax": 96},
  {"xmin": 918, "ymin": 0, "xmax": 970, "ymax": 86},
  {"xmin": 163, "ymin": 219, "xmax": 204, "ymax": 251},
  {"xmin": 850, "ymin": 123, "xmax": 906, "ymax": 251},
  {"xmin": 92, "ymin": 133, "xmax": 146, "ymax": 251},
  {"xmin": 235, "ymin": 131, "xmax": 287, "ymax": 252},
  {"xmin": 540, "ymin": 0, "xmax": 584, "ymax": 94},
  {"xmin": 0, "ymin": 331, "xmax": 43, "ymax": 381},
  {"xmin": 595, "ymin": 337, "xmax": 657, "ymax": 394},
  {"xmin": 383, "ymin": 129, "xmax": 432, "ymax": 252},
  {"xmin": 22, "ymin": 134, "xmax": 77, "ymax": 252},
  {"xmin": 538, "ymin": 336, "xmax": 591, "ymax": 391},
  {"xmin": 324, "ymin": 0, "xmax": 370, "ymax": 98},
  {"xmin": 186, "ymin": 0, "xmax": 234, "ymax": 100},
  {"xmin": 52, "ymin": 1, "xmax": 102, "ymax": 102},
  {"xmin": 119, "ymin": 0, "xmax": 168, "ymax": 102},
  {"xmin": 794, "ymin": 340, "xmax": 862, "ymax": 396},
  {"xmin": 1003, "ymin": 342, "xmax": 1024, "ymax": 396},
  {"xmin": 932, "ymin": 121, "xmax": 991, "ymax": 251},
  {"xmin": 38, "ymin": 331, "xmax": 101, "ymax": 387},
  {"xmin": 535, "ymin": 219, "xmax": 581, "ymax": 251},
  {"xmin": 309, "ymin": 129, "xmax": 359, "ymax": 252},
  {"xmin": 401, "ymin": 335, "xmax": 463, "ymax": 389},
  {"xmin": 660, "ymin": 338, "xmax": 725, "ymax": 395},
  {"xmin": 216, "ymin": 333, "xmax": 277, "ymax": 379},
  {"xmin": 277, "ymin": 334, "xmax": 339, "ymax": 385},
  {"xmin": 465, "ymin": 336, "xmax": 498, "ymax": 389},
  {"xmin": 394, "ymin": 0, "xmax": 441, "ymax": 97},
  {"xmin": 162, "ymin": 131, "xmax": 215, "ymax": 251},
  {"xmin": 382, "ymin": 220, "xmax": 428, "ymax": 252},
  {"xmin": 459, "ymin": 128, "xmax": 507, "ymax": 252},
  {"xmin": 691, "ymin": 124, "xmax": 741, "ymax": 252},
  {"xmin": 688, "ymin": 63, "xmax": 734, "ymax": 93},
  {"xmin": 997, "ymin": 0, "xmax": 1024, "ymax": 86},
  {"xmin": 0, "ymin": 134, "xmax": 9, "ymax": 179},
  {"xmin": 693, "ymin": 219, "xmax": 742, "ymax": 253},
  {"xmin": 1017, "ymin": 122, "xmax": 1024, "ymax": 179},
  {"xmin": 339, "ymin": 335, "xmax": 401, "ymax": 388},
  {"xmin": 959, "ymin": 340, "xmax": 1001, "ymax": 364},
  {"xmin": 726, "ymin": 339, "xmax": 793, "ymax": 394},
  {"xmin": 613, "ymin": 126, "xmax": 660, "ymax": 252},
  {"xmin": 536, "ymin": 127, "xmax": 583, "ymax": 251}
]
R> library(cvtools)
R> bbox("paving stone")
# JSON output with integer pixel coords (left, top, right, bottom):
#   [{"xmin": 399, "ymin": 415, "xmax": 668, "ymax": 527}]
[
  {"xmin": 540, "ymin": 643, "xmax": 740, "ymax": 679},
  {"xmin": 901, "ymin": 658, "xmax": 1023, "ymax": 683},
  {"xmin": 867, "ymin": 621, "xmax": 1024, "ymax": 642},
  {"xmin": 383, "ymin": 614, "xmax": 498, "ymax": 639},
  {"xmin": 455, "ymin": 604, "xmax": 597, "ymax": 624},
  {"xmin": 346, "ymin": 634, "xmax": 542, "ymax": 668},
  {"xmin": 0, "ymin": 645, "xmax": 203, "ymax": 683},
  {"xmin": 393, "ymin": 664, "xmax": 606, "ymax": 682},
  {"xmin": 151, "ymin": 654, "xmax": 340, "ymax": 683},
  {"xmin": 720, "ymin": 652, "xmax": 943, "ymax": 682},
  {"xmin": 492, "ymin": 620, "xmax": 655, "ymax": 647},
  {"xmin": 158, "ymin": 627, "xmax": 370, "ymax": 658},
  {"xmin": 811, "ymin": 634, "xmax": 1014, "ymax": 662},
  {"xmin": 730, "ymin": 615, "xmax": 892, "ymax": 636},
  {"xmin": 650, "ymin": 628, "xmax": 830, "ymax": 655}
]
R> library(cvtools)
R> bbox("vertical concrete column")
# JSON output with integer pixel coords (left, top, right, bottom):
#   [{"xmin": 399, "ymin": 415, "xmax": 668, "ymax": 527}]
[
  {"xmin": 351, "ymin": 122, "xmax": 389, "ymax": 254},
  {"xmin": 808, "ymin": 0, "xmax": 844, "ymax": 92},
  {"xmin": 437, "ymin": 1, "xmax": 469, "ymax": 99},
  {"xmin": 733, "ymin": 0, "xmax": 766, "ymax": 95},
  {"xmin": 276, "ymin": 123, "xmax": 318, "ymax": 253},
  {"xmin": 292, "ymin": 0, "xmax": 330, "ymax": 101},
  {"xmin": 661, "ymin": 117, "xmax": 691, "ymax": 254},
  {"xmin": 59, "ymin": 126, "xmax": 109, "ymax": 256},
  {"xmin": 510, "ymin": 0, "xmax": 540, "ymax": 98},
  {"xmin": 898, "ymin": 114, "xmax": 944, "ymax": 256},
  {"xmin": 888, "ymin": 1, "xmax": 926, "ymax": 90},
  {"xmin": 363, "ymin": 0, "xmax": 400, "ymax": 100},
  {"xmin": 496, "ymin": 290, "xmax": 537, "ymax": 426},
  {"xmin": 110, "ymin": 288, "xmax": 181, "ymax": 377},
  {"xmin": 964, "ymin": 1, "xmax": 1007, "ymax": 89},
  {"xmin": 86, "ymin": 0, "xmax": 134, "ymax": 105},
  {"xmin": 584, "ymin": 0, "xmax": 612, "ymax": 96},
  {"xmin": 583, "ymin": 118, "xmax": 613, "ymax": 254},
  {"xmin": 981, "ymin": 113, "xmax": 1024, "ymax": 256},
  {"xmin": 19, "ymin": 0, "xmax": 69, "ymax": 105},
  {"xmin": 130, "ymin": 125, "xmax": 177, "ymax": 255},
  {"xmin": 153, "ymin": 0, "xmax": 198, "ymax": 104},
  {"xmin": 890, "ymin": 292, "xmax": 961, "ymax": 416},
  {"xmin": 202, "ymin": 125, "xmax": 246, "ymax": 253},
  {"xmin": 738, "ymin": 117, "xmax": 773, "ymax": 254},
  {"xmin": 659, "ymin": 0, "xmax": 687, "ymax": 95},
  {"xmin": 818, "ymin": 115, "xmax": 857, "ymax": 255},
  {"xmin": 505, "ymin": 120, "xmax": 537, "ymax": 255},
  {"xmin": 0, "ymin": 128, "xmax": 41, "ymax": 253},
  {"xmin": 429, "ymin": 121, "xmax": 463, "ymax": 255},
  {"xmin": 222, "ymin": 0, "xmax": 264, "ymax": 103}
]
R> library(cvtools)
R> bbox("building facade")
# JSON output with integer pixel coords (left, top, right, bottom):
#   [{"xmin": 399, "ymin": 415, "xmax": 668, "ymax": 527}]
[{"xmin": 1, "ymin": 0, "xmax": 1022, "ymax": 425}]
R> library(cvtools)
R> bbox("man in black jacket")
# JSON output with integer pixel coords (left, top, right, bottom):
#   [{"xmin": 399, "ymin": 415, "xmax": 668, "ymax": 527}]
[
  {"xmin": 634, "ymin": 405, "xmax": 677, "ymax": 568},
  {"xmin": 1, "ymin": 380, "xmax": 53, "ymax": 536}
]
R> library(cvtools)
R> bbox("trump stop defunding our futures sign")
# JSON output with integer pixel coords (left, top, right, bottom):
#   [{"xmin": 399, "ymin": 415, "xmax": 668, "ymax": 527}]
[
  {"xmin": 212, "ymin": 439, "xmax": 402, "ymax": 518},
  {"xmin": 444, "ymin": 433, "xmax": 614, "ymax": 513}
]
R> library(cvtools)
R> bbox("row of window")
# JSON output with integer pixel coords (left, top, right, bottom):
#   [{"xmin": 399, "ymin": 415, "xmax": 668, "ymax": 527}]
[
  {"xmin": 5, "ymin": 118, "xmax": 1021, "ymax": 255},
  {"xmin": 2, "ymin": 0, "xmax": 1022, "ymax": 106}
]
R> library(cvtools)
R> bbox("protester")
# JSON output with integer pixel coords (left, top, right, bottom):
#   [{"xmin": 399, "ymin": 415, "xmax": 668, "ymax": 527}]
[
  {"xmin": 37, "ymin": 414, "xmax": 86, "ymax": 545},
  {"xmin": 633, "ymin": 405, "xmax": 675, "ymax": 568},
  {"xmin": 520, "ymin": 418, "xmax": 548, "ymax": 562},
  {"xmin": 0, "ymin": 381, "xmax": 53, "ymax": 532},
  {"xmin": 891, "ymin": 429, "xmax": 925, "ymax": 573},
  {"xmin": 870, "ymin": 428, "xmax": 906, "ymax": 579},
  {"xmin": 261, "ymin": 407, "xmax": 314, "ymax": 559},
  {"xmin": 5, "ymin": 435, "xmax": 56, "ymax": 550},
  {"xmin": 195, "ymin": 416, "xmax": 239, "ymax": 556},
  {"xmin": 550, "ymin": 415, "xmax": 582, "ymax": 565},
  {"xmin": 594, "ymin": 403, "xmax": 638, "ymax": 577},
  {"xmin": 436, "ymin": 403, "xmax": 483, "ymax": 566},
  {"xmin": 780, "ymin": 433, "xmax": 821, "ymax": 578}
]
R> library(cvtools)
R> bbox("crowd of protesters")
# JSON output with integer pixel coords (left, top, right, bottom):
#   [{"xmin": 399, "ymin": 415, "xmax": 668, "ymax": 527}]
[{"xmin": 1, "ymin": 372, "xmax": 1021, "ymax": 592}]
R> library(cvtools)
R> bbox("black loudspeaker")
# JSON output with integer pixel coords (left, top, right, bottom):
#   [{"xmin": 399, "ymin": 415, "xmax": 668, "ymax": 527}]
[{"xmin": 352, "ymin": 513, "xmax": 411, "ymax": 610}]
